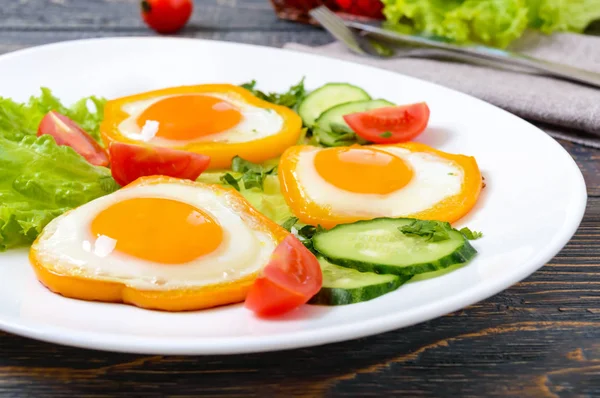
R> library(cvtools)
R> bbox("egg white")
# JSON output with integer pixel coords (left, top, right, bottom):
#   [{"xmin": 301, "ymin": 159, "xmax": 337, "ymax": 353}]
[
  {"xmin": 293, "ymin": 146, "xmax": 464, "ymax": 218},
  {"xmin": 32, "ymin": 182, "xmax": 278, "ymax": 291},
  {"xmin": 117, "ymin": 92, "xmax": 284, "ymax": 146}
]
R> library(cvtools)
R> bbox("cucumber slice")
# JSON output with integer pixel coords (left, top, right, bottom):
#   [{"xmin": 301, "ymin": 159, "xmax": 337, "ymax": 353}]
[
  {"xmin": 314, "ymin": 99, "xmax": 394, "ymax": 147},
  {"xmin": 409, "ymin": 262, "xmax": 466, "ymax": 283},
  {"xmin": 313, "ymin": 218, "xmax": 477, "ymax": 276},
  {"xmin": 297, "ymin": 83, "xmax": 370, "ymax": 127},
  {"xmin": 309, "ymin": 257, "xmax": 410, "ymax": 305}
]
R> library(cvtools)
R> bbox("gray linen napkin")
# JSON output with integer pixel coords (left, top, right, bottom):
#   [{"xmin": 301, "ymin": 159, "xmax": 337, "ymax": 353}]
[{"xmin": 284, "ymin": 32, "xmax": 600, "ymax": 149}]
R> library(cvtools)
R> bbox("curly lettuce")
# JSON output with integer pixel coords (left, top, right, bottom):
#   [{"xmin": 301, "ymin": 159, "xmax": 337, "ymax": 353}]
[
  {"xmin": 0, "ymin": 90, "xmax": 117, "ymax": 251},
  {"xmin": 0, "ymin": 88, "xmax": 106, "ymax": 141},
  {"xmin": 527, "ymin": 0, "xmax": 600, "ymax": 33},
  {"xmin": 382, "ymin": 0, "xmax": 600, "ymax": 48}
]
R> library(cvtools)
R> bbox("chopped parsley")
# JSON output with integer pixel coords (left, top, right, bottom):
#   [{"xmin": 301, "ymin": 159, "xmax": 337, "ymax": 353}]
[
  {"xmin": 297, "ymin": 225, "xmax": 319, "ymax": 240},
  {"xmin": 239, "ymin": 171, "xmax": 264, "ymax": 190},
  {"xmin": 399, "ymin": 220, "xmax": 453, "ymax": 242},
  {"xmin": 219, "ymin": 173, "xmax": 240, "ymax": 191},
  {"xmin": 380, "ymin": 131, "xmax": 392, "ymax": 138},
  {"xmin": 220, "ymin": 156, "xmax": 277, "ymax": 191},
  {"xmin": 459, "ymin": 227, "xmax": 483, "ymax": 240},
  {"xmin": 399, "ymin": 220, "xmax": 483, "ymax": 242},
  {"xmin": 281, "ymin": 217, "xmax": 299, "ymax": 231},
  {"xmin": 231, "ymin": 155, "xmax": 275, "ymax": 175},
  {"xmin": 295, "ymin": 224, "xmax": 325, "ymax": 253},
  {"xmin": 240, "ymin": 77, "xmax": 306, "ymax": 109},
  {"xmin": 278, "ymin": 220, "xmax": 325, "ymax": 252}
]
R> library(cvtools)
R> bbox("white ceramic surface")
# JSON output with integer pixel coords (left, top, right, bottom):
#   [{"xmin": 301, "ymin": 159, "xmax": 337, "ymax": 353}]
[{"xmin": 0, "ymin": 38, "xmax": 587, "ymax": 355}]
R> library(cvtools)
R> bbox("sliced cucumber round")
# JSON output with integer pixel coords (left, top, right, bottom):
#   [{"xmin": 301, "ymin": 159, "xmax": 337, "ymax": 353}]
[
  {"xmin": 309, "ymin": 257, "xmax": 410, "ymax": 306},
  {"xmin": 313, "ymin": 218, "xmax": 477, "ymax": 276},
  {"xmin": 314, "ymin": 99, "xmax": 394, "ymax": 146},
  {"xmin": 297, "ymin": 83, "xmax": 370, "ymax": 127}
]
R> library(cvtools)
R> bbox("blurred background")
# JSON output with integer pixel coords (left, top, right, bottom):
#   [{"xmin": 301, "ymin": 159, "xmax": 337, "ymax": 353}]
[{"xmin": 2, "ymin": 0, "xmax": 600, "ymax": 54}]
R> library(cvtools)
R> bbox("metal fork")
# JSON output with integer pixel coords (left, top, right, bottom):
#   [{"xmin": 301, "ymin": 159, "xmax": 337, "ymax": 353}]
[
  {"xmin": 308, "ymin": 6, "xmax": 381, "ymax": 56},
  {"xmin": 309, "ymin": 6, "xmax": 442, "ymax": 59},
  {"xmin": 309, "ymin": 6, "xmax": 600, "ymax": 88}
]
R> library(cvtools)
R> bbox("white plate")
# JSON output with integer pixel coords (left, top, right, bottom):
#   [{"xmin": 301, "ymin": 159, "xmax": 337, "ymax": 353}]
[{"xmin": 0, "ymin": 38, "xmax": 587, "ymax": 355}]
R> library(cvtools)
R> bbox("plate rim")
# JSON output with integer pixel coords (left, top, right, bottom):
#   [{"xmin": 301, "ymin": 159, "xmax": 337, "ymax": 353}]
[{"xmin": 0, "ymin": 36, "xmax": 588, "ymax": 355}]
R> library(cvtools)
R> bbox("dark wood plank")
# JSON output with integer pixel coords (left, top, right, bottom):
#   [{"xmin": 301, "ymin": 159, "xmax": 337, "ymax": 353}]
[
  {"xmin": 1, "ymin": 324, "xmax": 599, "ymax": 397},
  {"xmin": 0, "ymin": 28, "xmax": 332, "ymax": 55},
  {"xmin": 558, "ymin": 140, "xmax": 600, "ymax": 198}
]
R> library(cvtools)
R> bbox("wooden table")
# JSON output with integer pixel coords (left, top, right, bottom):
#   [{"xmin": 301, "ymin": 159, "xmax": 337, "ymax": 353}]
[{"xmin": 1, "ymin": 1, "xmax": 600, "ymax": 396}]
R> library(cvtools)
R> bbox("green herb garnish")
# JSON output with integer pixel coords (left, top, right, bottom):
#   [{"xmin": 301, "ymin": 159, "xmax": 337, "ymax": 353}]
[
  {"xmin": 297, "ymin": 225, "xmax": 317, "ymax": 240},
  {"xmin": 231, "ymin": 156, "xmax": 275, "ymax": 174},
  {"xmin": 281, "ymin": 217, "xmax": 299, "ymax": 231},
  {"xmin": 380, "ymin": 131, "xmax": 392, "ymax": 138},
  {"xmin": 219, "ymin": 173, "xmax": 241, "ymax": 191},
  {"xmin": 240, "ymin": 172, "xmax": 264, "ymax": 190},
  {"xmin": 459, "ymin": 227, "xmax": 483, "ymax": 240},
  {"xmin": 240, "ymin": 77, "xmax": 306, "ymax": 109},
  {"xmin": 294, "ymin": 224, "xmax": 325, "ymax": 253},
  {"xmin": 230, "ymin": 156, "xmax": 277, "ymax": 191},
  {"xmin": 399, "ymin": 220, "xmax": 452, "ymax": 242}
]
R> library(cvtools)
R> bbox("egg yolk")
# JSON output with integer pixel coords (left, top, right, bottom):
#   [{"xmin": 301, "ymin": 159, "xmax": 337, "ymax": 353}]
[
  {"xmin": 137, "ymin": 95, "xmax": 242, "ymax": 141},
  {"xmin": 314, "ymin": 147, "xmax": 414, "ymax": 194},
  {"xmin": 90, "ymin": 197, "xmax": 223, "ymax": 264}
]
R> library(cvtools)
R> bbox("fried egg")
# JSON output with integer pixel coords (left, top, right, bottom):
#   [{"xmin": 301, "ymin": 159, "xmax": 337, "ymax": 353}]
[
  {"xmin": 29, "ymin": 176, "xmax": 289, "ymax": 311},
  {"xmin": 100, "ymin": 84, "xmax": 303, "ymax": 169},
  {"xmin": 278, "ymin": 142, "xmax": 482, "ymax": 228}
]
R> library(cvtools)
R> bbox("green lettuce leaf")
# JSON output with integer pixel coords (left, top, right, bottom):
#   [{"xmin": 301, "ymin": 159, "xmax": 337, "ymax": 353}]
[
  {"xmin": 527, "ymin": 0, "xmax": 600, "ymax": 33},
  {"xmin": 0, "ymin": 134, "xmax": 119, "ymax": 250},
  {"xmin": 0, "ymin": 91, "xmax": 116, "ymax": 251},
  {"xmin": 0, "ymin": 88, "xmax": 106, "ymax": 141},
  {"xmin": 382, "ymin": 0, "xmax": 600, "ymax": 48}
]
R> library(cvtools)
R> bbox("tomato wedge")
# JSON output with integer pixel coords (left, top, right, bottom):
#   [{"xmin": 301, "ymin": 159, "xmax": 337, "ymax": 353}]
[
  {"xmin": 245, "ymin": 234, "xmax": 322, "ymax": 317},
  {"xmin": 109, "ymin": 142, "xmax": 210, "ymax": 187},
  {"xmin": 38, "ymin": 111, "xmax": 109, "ymax": 167},
  {"xmin": 343, "ymin": 102, "xmax": 430, "ymax": 144}
]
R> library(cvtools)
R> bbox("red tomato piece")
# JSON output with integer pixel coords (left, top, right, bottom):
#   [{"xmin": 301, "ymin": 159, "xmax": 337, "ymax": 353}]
[
  {"xmin": 245, "ymin": 234, "xmax": 323, "ymax": 317},
  {"xmin": 335, "ymin": 0, "xmax": 384, "ymax": 19},
  {"xmin": 141, "ymin": 0, "xmax": 193, "ymax": 34},
  {"xmin": 343, "ymin": 102, "xmax": 430, "ymax": 144},
  {"xmin": 37, "ymin": 111, "xmax": 109, "ymax": 167},
  {"xmin": 108, "ymin": 142, "xmax": 210, "ymax": 187}
]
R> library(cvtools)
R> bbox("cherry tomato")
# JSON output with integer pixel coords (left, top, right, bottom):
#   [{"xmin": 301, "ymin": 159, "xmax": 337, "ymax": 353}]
[
  {"xmin": 245, "ymin": 234, "xmax": 322, "ymax": 317},
  {"xmin": 108, "ymin": 142, "xmax": 210, "ymax": 187},
  {"xmin": 37, "ymin": 111, "xmax": 109, "ymax": 167},
  {"xmin": 141, "ymin": 0, "xmax": 193, "ymax": 34},
  {"xmin": 343, "ymin": 102, "xmax": 430, "ymax": 144},
  {"xmin": 335, "ymin": 0, "xmax": 384, "ymax": 19}
]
